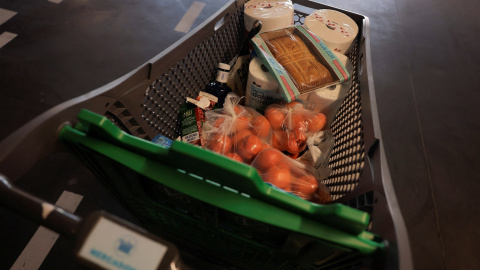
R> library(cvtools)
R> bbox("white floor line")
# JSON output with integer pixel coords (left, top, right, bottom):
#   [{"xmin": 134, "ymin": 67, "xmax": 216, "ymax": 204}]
[
  {"xmin": 10, "ymin": 191, "xmax": 84, "ymax": 270},
  {"xmin": 0, "ymin": 31, "xmax": 17, "ymax": 49},
  {"xmin": 48, "ymin": 0, "xmax": 63, "ymax": 4},
  {"xmin": 0, "ymin": 8, "xmax": 17, "ymax": 26},
  {"xmin": 174, "ymin": 1, "xmax": 206, "ymax": 33}
]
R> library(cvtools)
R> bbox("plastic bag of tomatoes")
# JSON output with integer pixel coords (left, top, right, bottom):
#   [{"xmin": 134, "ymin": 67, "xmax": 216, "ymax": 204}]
[
  {"xmin": 264, "ymin": 101, "xmax": 327, "ymax": 158},
  {"xmin": 202, "ymin": 93, "xmax": 273, "ymax": 164},
  {"xmin": 252, "ymin": 148, "xmax": 331, "ymax": 204}
]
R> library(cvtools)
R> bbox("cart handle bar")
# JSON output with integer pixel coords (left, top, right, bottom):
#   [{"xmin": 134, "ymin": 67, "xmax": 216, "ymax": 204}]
[{"xmin": 0, "ymin": 174, "xmax": 82, "ymax": 238}]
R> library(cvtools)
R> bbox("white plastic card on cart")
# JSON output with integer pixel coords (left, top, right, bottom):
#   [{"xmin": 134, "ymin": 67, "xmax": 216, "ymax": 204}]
[{"xmin": 77, "ymin": 216, "xmax": 168, "ymax": 270}]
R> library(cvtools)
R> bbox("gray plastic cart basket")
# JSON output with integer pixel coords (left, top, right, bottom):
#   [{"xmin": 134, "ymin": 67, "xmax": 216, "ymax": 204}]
[{"xmin": 0, "ymin": 0, "xmax": 412, "ymax": 269}]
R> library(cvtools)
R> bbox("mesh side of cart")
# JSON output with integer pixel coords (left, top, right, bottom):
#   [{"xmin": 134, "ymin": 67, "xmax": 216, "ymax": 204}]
[
  {"xmin": 325, "ymin": 39, "xmax": 365, "ymax": 201},
  {"xmin": 140, "ymin": 8, "xmax": 245, "ymax": 140},
  {"xmin": 68, "ymin": 143, "xmax": 367, "ymax": 270},
  {"xmin": 293, "ymin": 12, "xmax": 365, "ymax": 201},
  {"xmin": 138, "ymin": 9, "xmax": 365, "ymax": 202}
]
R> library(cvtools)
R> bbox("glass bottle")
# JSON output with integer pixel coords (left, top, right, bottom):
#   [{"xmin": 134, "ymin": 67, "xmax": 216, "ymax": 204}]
[{"xmin": 205, "ymin": 63, "xmax": 232, "ymax": 107}]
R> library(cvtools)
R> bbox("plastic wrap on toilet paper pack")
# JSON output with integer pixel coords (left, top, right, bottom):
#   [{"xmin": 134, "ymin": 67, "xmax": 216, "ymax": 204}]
[
  {"xmin": 251, "ymin": 25, "xmax": 350, "ymax": 102},
  {"xmin": 246, "ymin": 57, "xmax": 283, "ymax": 113},
  {"xmin": 299, "ymin": 52, "xmax": 354, "ymax": 124},
  {"xmin": 305, "ymin": 9, "xmax": 359, "ymax": 55},
  {"xmin": 244, "ymin": 0, "xmax": 294, "ymax": 33}
]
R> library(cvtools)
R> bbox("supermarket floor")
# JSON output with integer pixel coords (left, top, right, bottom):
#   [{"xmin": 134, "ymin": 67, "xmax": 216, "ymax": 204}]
[{"xmin": 1, "ymin": 0, "xmax": 479, "ymax": 269}]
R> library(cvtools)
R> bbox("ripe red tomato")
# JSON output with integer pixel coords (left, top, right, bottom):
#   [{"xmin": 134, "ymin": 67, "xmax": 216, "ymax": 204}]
[
  {"xmin": 213, "ymin": 117, "xmax": 225, "ymax": 128},
  {"xmin": 237, "ymin": 134, "xmax": 263, "ymax": 162},
  {"xmin": 312, "ymin": 183, "xmax": 332, "ymax": 204},
  {"xmin": 263, "ymin": 166, "xmax": 291, "ymax": 190},
  {"xmin": 254, "ymin": 148, "xmax": 283, "ymax": 170},
  {"xmin": 292, "ymin": 174, "xmax": 318, "ymax": 199},
  {"xmin": 225, "ymin": 152, "xmax": 244, "ymax": 163},
  {"xmin": 234, "ymin": 105, "xmax": 247, "ymax": 116},
  {"xmin": 208, "ymin": 133, "xmax": 232, "ymax": 154},
  {"xmin": 265, "ymin": 107, "xmax": 286, "ymax": 130},
  {"xmin": 308, "ymin": 113, "xmax": 327, "ymax": 133},
  {"xmin": 289, "ymin": 112, "xmax": 307, "ymax": 132},
  {"xmin": 286, "ymin": 100, "xmax": 304, "ymax": 110},
  {"xmin": 251, "ymin": 115, "xmax": 271, "ymax": 139},
  {"xmin": 232, "ymin": 128, "xmax": 253, "ymax": 146},
  {"xmin": 271, "ymin": 132, "xmax": 286, "ymax": 151},
  {"xmin": 285, "ymin": 133, "xmax": 300, "ymax": 154},
  {"xmin": 232, "ymin": 116, "xmax": 250, "ymax": 132}
]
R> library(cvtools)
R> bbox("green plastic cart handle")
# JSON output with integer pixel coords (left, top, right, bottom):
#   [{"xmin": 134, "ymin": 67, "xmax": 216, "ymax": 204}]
[
  {"xmin": 65, "ymin": 109, "xmax": 370, "ymax": 235},
  {"xmin": 59, "ymin": 124, "xmax": 384, "ymax": 254}
]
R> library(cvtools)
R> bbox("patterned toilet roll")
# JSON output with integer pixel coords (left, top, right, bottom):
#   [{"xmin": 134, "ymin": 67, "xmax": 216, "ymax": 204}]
[
  {"xmin": 244, "ymin": 0, "xmax": 294, "ymax": 33},
  {"xmin": 245, "ymin": 57, "xmax": 283, "ymax": 113},
  {"xmin": 304, "ymin": 9, "xmax": 358, "ymax": 55},
  {"xmin": 299, "ymin": 52, "xmax": 354, "ymax": 123}
]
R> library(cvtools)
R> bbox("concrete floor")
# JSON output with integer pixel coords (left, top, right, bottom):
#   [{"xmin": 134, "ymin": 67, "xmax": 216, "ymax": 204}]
[{"xmin": 1, "ymin": 0, "xmax": 480, "ymax": 269}]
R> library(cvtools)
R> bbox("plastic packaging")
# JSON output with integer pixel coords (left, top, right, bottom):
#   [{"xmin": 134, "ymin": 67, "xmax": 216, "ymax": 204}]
[
  {"xmin": 264, "ymin": 101, "xmax": 327, "ymax": 156},
  {"xmin": 264, "ymin": 30, "xmax": 333, "ymax": 92},
  {"xmin": 304, "ymin": 9, "xmax": 359, "ymax": 55},
  {"xmin": 202, "ymin": 93, "xmax": 272, "ymax": 164},
  {"xmin": 244, "ymin": 0, "xmax": 294, "ymax": 33},
  {"xmin": 299, "ymin": 51, "xmax": 354, "ymax": 124},
  {"xmin": 179, "ymin": 91, "xmax": 218, "ymax": 145},
  {"xmin": 251, "ymin": 148, "xmax": 331, "ymax": 202},
  {"xmin": 250, "ymin": 26, "xmax": 350, "ymax": 101},
  {"xmin": 245, "ymin": 57, "xmax": 282, "ymax": 113}
]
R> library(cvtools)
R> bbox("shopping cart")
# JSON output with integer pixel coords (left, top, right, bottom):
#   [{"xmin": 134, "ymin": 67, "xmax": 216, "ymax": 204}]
[
  {"xmin": 0, "ymin": 174, "xmax": 184, "ymax": 270},
  {"xmin": 0, "ymin": 0, "xmax": 413, "ymax": 269}
]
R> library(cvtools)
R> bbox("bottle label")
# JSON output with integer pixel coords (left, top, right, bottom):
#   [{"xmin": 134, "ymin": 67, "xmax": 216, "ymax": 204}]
[
  {"xmin": 216, "ymin": 70, "xmax": 229, "ymax": 83},
  {"xmin": 248, "ymin": 84, "xmax": 283, "ymax": 113}
]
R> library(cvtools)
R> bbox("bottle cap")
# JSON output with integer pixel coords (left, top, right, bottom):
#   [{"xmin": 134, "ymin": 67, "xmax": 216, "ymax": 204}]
[{"xmin": 218, "ymin": 63, "xmax": 231, "ymax": 71}]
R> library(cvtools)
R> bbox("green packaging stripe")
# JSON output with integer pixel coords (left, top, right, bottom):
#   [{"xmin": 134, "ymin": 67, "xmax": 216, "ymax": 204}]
[{"xmin": 251, "ymin": 37, "xmax": 300, "ymax": 102}]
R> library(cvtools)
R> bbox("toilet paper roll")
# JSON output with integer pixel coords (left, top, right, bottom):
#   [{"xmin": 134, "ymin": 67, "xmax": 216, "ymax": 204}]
[
  {"xmin": 299, "ymin": 52, "xmax": 354, "ymax": 123},
  {"xmin": 304, "ymin": 9, "xmax": 358, "ymax": 55},
  {"xmin": 246, "ymin": 57, "xmax": 283, "ymax": 113},
  {"xmin": 244, "ymin": 0, "xmax": 294, "ymax": 33}
]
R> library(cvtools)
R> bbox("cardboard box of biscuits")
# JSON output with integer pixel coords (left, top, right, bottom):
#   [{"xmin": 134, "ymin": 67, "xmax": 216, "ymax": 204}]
[{"xmin": 251, "ymin": 25, "xmax": 350, "ymax": 102}]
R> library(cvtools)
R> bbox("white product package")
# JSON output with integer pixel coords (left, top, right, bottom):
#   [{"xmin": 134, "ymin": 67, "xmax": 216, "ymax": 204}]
[
  {"xmin": 304, "ymin": 9, "xmax": 358, "ymax": 55},
  {"xmin": 245, "ymin": 57, "xmax": 283, "ymax": 113},
  {"xmin": 244, "ymin": 0, "xmax": 294, "ymax": 33},
  {"xmin": 299, "ymin": 52, "xmax": 354, "ymax": 124}
]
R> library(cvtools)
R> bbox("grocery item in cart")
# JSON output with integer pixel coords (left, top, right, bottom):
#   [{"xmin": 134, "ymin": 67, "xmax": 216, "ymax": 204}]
[
  {"xmin": 264, "ymin": 101, "xmax": 326, "ymax": 157},
  {"xmin": 244, "ymin": 0, "xmax": 294, "ymax": 33},
  {"xmin": 205, "ymin": 63, "xmax": 232, "ymax": 107},
  {"xmin": 304, "ymin": 9, "xmax": 359, "ymax": 55},
  {"xmin": 251, "ymin": 25, "xmax": 350, "ymax": 102},
  {"xmin": 251, "ymin": 148, "xmax": 331, "ymax": 202},
  {"xmin": 245, "ymin": 56, "xmax": 283, "ymax": 113},
  {"xmin": 179, "ymin": 91, "xmax": 218, "ymax": 146},
  {"xmin": 152, "ymin": 134, "xmax": 174, "ymax": 148},
  {"xmin": 265, "ymin": 33, "xmax": 333, "ymax": 90},
  {"xmin": 202, "ymin": 93, "xmax": 272, "ymax": 164},
  {"xmin": 299, "ymin": 51, "xmax": 354, "ymax": 124}
]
